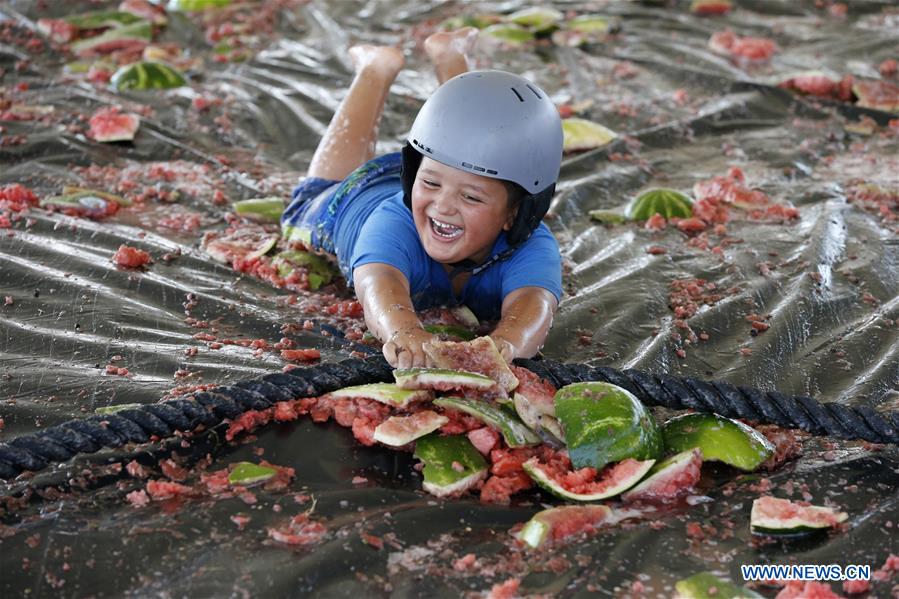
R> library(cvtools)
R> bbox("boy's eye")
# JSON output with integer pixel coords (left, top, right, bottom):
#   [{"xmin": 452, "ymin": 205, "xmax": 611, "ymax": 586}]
[
  {"xmin": 421, "ymin": 179, "xmax": 438, "ymax": 188},
  {"xmin": 463, "ymin": 194, "xmax": 482, "ymax": 203}
]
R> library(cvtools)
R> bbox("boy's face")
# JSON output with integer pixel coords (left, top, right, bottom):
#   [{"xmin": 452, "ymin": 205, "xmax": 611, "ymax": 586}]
[{"xmin": 411, "ymin": 157, "xmax": 514, "ymax": 266}]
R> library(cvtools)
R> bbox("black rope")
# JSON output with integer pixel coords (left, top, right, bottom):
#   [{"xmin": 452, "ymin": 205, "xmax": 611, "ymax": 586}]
[{"xmin": 0, "ymin": 357, "xmax": 896, "ymax": 481}]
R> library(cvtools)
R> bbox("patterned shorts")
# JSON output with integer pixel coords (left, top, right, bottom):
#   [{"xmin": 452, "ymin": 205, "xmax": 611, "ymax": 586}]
[{"xmin": 280, "ymin": 152, "xmax": 403, "ymax": 254}]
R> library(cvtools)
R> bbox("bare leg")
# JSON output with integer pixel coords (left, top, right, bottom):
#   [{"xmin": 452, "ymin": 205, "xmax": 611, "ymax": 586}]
[
  {"xmin": 424, "ymin": 27, "xmax": 479, "ymax": 84},
  {"xmin": 307, "ymin": 45, "xmax": 405, "ymax": 181}
]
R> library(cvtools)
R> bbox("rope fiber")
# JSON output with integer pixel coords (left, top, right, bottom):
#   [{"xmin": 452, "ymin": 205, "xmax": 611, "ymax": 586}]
[{"xmin": 1, "ymin": 356, "xmax": 896, "ymax": 480}]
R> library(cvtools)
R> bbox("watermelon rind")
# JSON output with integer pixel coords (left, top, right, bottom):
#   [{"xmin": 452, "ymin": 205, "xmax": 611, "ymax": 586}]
[
  {"xmin": 228, "ymin": 462, "xmax": 276, "ymax": 486},
  {"xmin": 450, "ymin": 305, "xmax": 479, "ymax": 328},
  {"xmin": 167, "ymin": 0, "xmax": 232, "ymax": 11},
  {"xmin": 625, "ymin": 188, "xmax": 694, "ymax": 220},
  {"xmin": 439, "ymin": 14, "xmax": 499, "ymax": 32},
  {"xmin": 516, "ymin": 505, "xmax": 613, "ymax": 549},
  {"xmin": 233, "ymin": 197, "xmax": 284, "ymax": 223},
  {"xmin": 394, "ymin": 368, "xmax": 496, "ymax": 391},
  {"xmin": 70, "ymin": 19, "xmax": 152, "ymax": 53},
  {"xmin": 422, "ymin": 336, "xmax": 519, "ymax": 393},
  {"xmin": 65, "ymin": 10, "xmax": 143, "ymax": 29},
  {"xmin": 675, "ymin": 572, "xmax": 763, "ymax": 599},
  {"xmin": 506, "ymin": 7, "xmax": 563, "ymax": 33},
  {"xmin": 482, "ymin": 23, "xmax": 535, "ymax": 44},
  {"xmin": 523, "ymin": 457, "xmax": 655, "ymax": 502},
  {"xmin": 111, "ymin": 61, "xmax": 187, "ymax": 91},
  {"xmin": 434, "ymin": 397, "xmax": 540, "ymax": 448},
  {"xmin": 621, "ymin": 448, "xmax": 702, "ymax": 502},
  {"xmin": 513, "ymin": 392, "xmax": 565, "ymax": 445},
  {"xmin": 566, "ymin": 14, "xmax": 613, "ymax": 34},
  {"xmin": 329, "ymin": 383, "xmax": 432, "ymax": 408},
  {"xmin": 662, "ymin": 413, "xmax": 773, "ymax": 472},
  {"xmin": 750, "ymin": 496, "xmax": 848, "ymax": 535},
  {"xmin": 271, "ymin": 250, "xmax": 338, "ymax": 291},
  {"xmin": 62, "ymin": 186, "xmax": 131, "ymax": 206},
  {"xmin": 422, "ymin": 324, "xmax": 476, "ymax": 341},
  {"xmin": 554, "ymin": 381, "xmax": 663, "ymax": 470},
  {"xmin": 373, "ymin": 410, "xmax": 448, "ymax": 447},
  {"xmin": 413, "ymin": 434, "xmax": 487, "ymax": 498},
  {"xmin": 41, "ymin": 192, "xmax": 115, "ymax": 212},
  {"xmin": 562, "ymin": 118, "xmax": 617, "ymax": 152},
  {"xmin": 588, "ymin": 209, "xmax": 627, "ymax": 225},
  {"xmin": 95, "ymin": 403, "xmax": 142, "ymax": 415}
]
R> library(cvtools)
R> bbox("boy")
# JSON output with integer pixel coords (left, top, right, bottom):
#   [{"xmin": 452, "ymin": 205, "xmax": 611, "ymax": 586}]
[{"xmin": 281, "ymin": 29, "xmax": 564, "ymax": 368}]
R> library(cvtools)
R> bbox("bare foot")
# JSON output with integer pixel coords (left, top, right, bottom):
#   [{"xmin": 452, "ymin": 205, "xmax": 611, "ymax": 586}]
[
  {"xmin": 424, "ymin": 27, "xmax": 479, "ymax": 83},
  {"xmin": 348, "ymin": 44, "xmax": 405, "ymax": 80}
]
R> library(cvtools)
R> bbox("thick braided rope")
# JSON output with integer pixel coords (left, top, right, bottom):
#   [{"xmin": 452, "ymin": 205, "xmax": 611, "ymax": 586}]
[{"xmin": 1, "ymin": 357, "xmax": 896, "ymax": 480}]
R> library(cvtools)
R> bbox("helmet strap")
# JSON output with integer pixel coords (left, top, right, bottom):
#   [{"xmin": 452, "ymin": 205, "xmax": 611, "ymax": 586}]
[{"xmin": 400, "ymin": 143, "xmax": 423, "ymax": 210}]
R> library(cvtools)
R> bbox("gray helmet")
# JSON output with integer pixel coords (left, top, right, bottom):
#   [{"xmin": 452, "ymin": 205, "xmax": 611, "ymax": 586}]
[{"xmin": 401, "ymin": 70, "xmax": 563, "ymax": 252}]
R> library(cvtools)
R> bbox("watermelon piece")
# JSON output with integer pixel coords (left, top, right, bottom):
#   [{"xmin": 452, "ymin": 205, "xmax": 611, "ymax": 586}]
[
  {"xmin": 70, "ymin": 19, "xmax": 152, "ymax": 55},
  {"xmin": 112, "ymin": 244, "xmax": 151, "ymax": 268},
  {"xmin": 40, "ymin": 191, "xmax": 121, "ymax": 218},
  {"xmin": 228, "ymin": 462, "xmax": 276, "ymax": 486},
  {"xmin": 63, "ymin": 186, "xmax": 131, "ymax": 206},
  {"xmin": 552, "ymin": 14, "xmax": 617, "ymax": 47},
  {"xmin": 413, "ymin": 434, "xmax": 488, "ymax": 498},
  {"xmin": 690, "ymin": 0, "xmax": 733, "ymax": 16},
  {"xmin": 233, "ymin": 197, "xmax": 284, "ymax": 223},
  {"xmin": 555, "ymin": 381, "xmax": 663, "ymax": 470},
  {"xmin": 587, "ymin": 209, "xmax": 627, "ymax": 225},
  {"xmin": 393, "ymin": 368, "xmax": 498, "ymax": 393},
  {"xmin": 626, "ymin": 188, "xmax": 694, "ymax": 220},
  {"xmin": 119, "ymin": 0, "xmax": 168, "ymax": 25},
  {"xmin": 506, "ymin": 7, "xmax": 563, "ymax": 33},
  {"xmin": 450, "ymin": 305, "xmax": 479, "ymax": 328},
  {"xmin": 852, "ymin": 79, "xmax": 899, "ymax": 113},
  {"xmin": 675, "ymin": 573, "xmax": 763, "ymax": 599},
  {"xmin": 65, "ymin": 10, "xmax": 143, "ymax": 30},
  {"xmin": 202, "ymin": 230, "xmax": 279, "ymax": 265},
  {"xmin": 111, "ymin": 61, "xmax": 187, "ymax": 91},
  {"xmin": 88, "ymin": 106, "xmax": 140, "ymax": 142},
  {"xmin": 167, "ymin": 0, "xmax": 232, "ymax": 10},
  {"xmin": 662, "ymin": 413, "xmax": 773, "ymax": 472},
  {"xmin": 373, "ymin": 410, "xmax": 448, "ymax": 447},
  {"xmin": 439, "ymin": 14, "xmax": 500, "ymax": 31},
  {"xmin": 621, "ymin": 448, "xmax": 702, "ymax": 502},
  {"xmin": 482, "ymin": 23, "xmax": 535, "ymax": 44},
  {"xmin": 37, "ymin": 19, "xmax": 79, "ymax": 43},
  {"xmin": 95, "ymin": 403, "xmax": 142, "ymax": 414},
  {"xmin": 512, "ymin": 392, "xmax": 564, "ymax": 445},
  {"xmin": 524, "ymin": 456, "xmax": 655, "ymax": 502},
  {"xmin": 562, "ymin": 118, "xmax": 617, "ymax": 152},
  {"xmin": 422, "ymin": 336, "xmax": 519, "ymax": 393},
  {"xmin": 434, "ymin": 397, "xmax": 540, "ymax": 448},
  {"xmin": 750, "ymin": 495, "xmax": 848, "ymax": 535},
  {"xmin": 777, "ymin": 71, "xmax": 841, "ymax": 98},
  {"xmin": 329, "ymin": 383, "xmax": 432, "ymax": 408},
  {"xmin": 516, "ymin": 505, "xmax": 613, "ymax": 549},
  {"xmin": 271, "ymin": 250, "xmax": 338, "ymax": 291},
  {"xmin": 422, "ymin": 324, "xmax": 476, "ymax": 341}
]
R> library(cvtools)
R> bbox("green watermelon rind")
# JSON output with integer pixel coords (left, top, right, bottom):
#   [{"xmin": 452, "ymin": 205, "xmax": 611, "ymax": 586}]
[
  {"xmin": 516, "ymin": 504, "xmax": 613, "ymax": 549},
  {"xmin": 95, "ymin": 403, "xmax": 142, "ymax": 415},
  {"xmin": 749, "ymin": 497, "xmax": 848, "ymax": 535},
  {"xmin": 65, "ymin": 10, "xmax": 143, "ymax": 29},
  {"xmin": 372, "ymin": 411, "xmax": 449, "ymax": 447},
  {"xmin": 523, "ymin": 457, "xmax": 655, "ymax": 502},
  {"xmin": 505, "ymin": 7, "xmax": 563, "ymax": 33},
  {"xmin": 227, "ymin": 462, "xmax": 276, "ymax": 486},
  {"xmin": 662, "ymin": 413, "xmax": 774, "ymax": 472},
  {"xmin": 422, "ymin": 324, "xmax": 476, "ymax": 341},
  {"xmin": 329, "ymin": 383, "xmax": 432, "ymax": 408},
  {"xmin": 625, "ymin": 188, "xmax": 694, "ymax": 221},
  {"xmin": 434, "ymin": 397, "xmax": 540, "ymax": 448},
  {"xmin": 675, "ymin": 572, "xmax": 763, "ymax": 599},
  {"xmin": 111, "ymin": 61, "xmax": 187, "ymax": 91},
  {"xmin": 233, "ymin": 197, "xmax": 284, "ymax": 223},
  {"xmin": 413, "ymin": 434, "xmax": 488, "ymax": 497},
  {"xmin": 620, "ymin": 448, "xmax": 702, "ymax": 502},
  {"xmin": 562, "ymin": 118, "xmax": 618, "ymax": 152},
  {"xmin": 512, "ymin": 392, "xmax": 565, "ymax": 444},
  {"xmin": 167, "ymin": 0, "xmax": 232, "ymax": 11},
  {"xmin": 554, "ymin": 381, "xmax": 663, "ymax": 470},
  {"xmin": 394, "ymin": 368, "xmax": 496, "ymax": 390},
  {"xmin": 70, "ymin": 20, "xmax": 153, "ymax": 53},
  {"xmin": 482, "ymin": 23, "xmax": 535, "ymax": 44}
]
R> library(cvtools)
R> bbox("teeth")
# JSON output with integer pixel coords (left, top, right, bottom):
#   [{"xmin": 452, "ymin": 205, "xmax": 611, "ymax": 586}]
[{"xmin": 430, "ymin": 217, "xmax": 463, "ymax": 239}]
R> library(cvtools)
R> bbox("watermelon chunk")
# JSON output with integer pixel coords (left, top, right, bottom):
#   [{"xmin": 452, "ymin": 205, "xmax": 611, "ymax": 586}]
[
  {"xmin": 373, "ymin": 410, "xmax": 448, "ymax": 447},
  {"xmin": 88, "ymin": 106, "xmax": 140, "ymax": 142}
]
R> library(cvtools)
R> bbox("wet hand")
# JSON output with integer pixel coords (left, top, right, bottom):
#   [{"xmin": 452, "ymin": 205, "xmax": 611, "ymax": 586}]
[
  {"xmin": 382, "ymin": 326, "xmax": 436, "ymax": 369},
  {"xmin": 491, "ymin": 335, "xmax": 516, "ymax": 364}
]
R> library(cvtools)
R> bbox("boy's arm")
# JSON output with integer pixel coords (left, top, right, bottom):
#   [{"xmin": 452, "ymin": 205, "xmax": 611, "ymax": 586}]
[
  {"xmin": 490, "ymin": 287, "xmax": 558, "ymax": 362},
  {"xmin": 353, "ymin": 262, "xmax": 436, "ymax": 368}
]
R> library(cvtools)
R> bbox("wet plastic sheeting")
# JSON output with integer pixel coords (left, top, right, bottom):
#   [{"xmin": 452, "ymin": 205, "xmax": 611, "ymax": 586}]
[{"xmin": 1, "ymin": 0, "xmax": 898, "ymax": 596}]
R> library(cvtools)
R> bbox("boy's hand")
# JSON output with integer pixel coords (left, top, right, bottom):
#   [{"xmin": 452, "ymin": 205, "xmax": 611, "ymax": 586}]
[{"xmin": 383, "ymin": 326, "xmax": 435, "ymax": 368}]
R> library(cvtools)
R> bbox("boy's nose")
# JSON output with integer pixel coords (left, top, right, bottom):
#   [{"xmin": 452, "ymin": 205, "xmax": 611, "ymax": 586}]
[{"xmin": 433, "ymin": 190, "xmax": 456, "ymax": 214}]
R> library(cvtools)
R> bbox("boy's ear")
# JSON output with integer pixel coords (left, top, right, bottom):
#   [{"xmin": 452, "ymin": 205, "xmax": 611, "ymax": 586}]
[{"xmin": 502, "ymin": 204, "xmax": 518, "ymax": 231}]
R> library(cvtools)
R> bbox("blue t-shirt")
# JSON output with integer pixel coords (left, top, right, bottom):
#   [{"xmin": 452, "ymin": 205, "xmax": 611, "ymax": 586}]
[{"xmin": 336, "ymin": 189, "xmax": 562, "ymax": 322}]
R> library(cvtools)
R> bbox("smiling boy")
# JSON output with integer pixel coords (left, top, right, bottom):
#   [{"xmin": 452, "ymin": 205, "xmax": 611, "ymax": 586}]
[{"xmin": 281, "ymin": 29, "xmax": 564, "ymax": 368}]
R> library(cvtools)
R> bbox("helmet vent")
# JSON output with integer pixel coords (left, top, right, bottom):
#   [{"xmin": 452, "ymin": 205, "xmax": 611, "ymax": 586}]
[
  {"xmin": 461, "ymin": 161, "xmax": 498, "ymax": 175},
  {"xmin": 411, "ymin": 138, "xmax": 432, "ymax": 153},
  {"xmin": 510, "ymin": 87, "xmax": 524, "ymax": 102},
  {"xmin": 526, "ymin": 84, "xmax": 542, "ymax": 99}
]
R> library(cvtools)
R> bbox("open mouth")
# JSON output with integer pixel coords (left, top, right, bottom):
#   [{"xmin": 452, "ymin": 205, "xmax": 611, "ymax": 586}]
[{"xmin": 429, "ymin": 217, "xmax": 463, "ymax": 239}]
